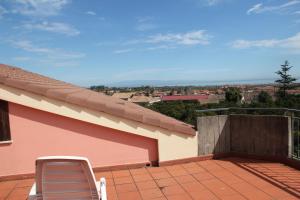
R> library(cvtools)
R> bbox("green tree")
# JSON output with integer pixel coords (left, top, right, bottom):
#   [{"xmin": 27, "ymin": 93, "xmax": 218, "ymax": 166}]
[
  {"xmin": 225, "ymin": 88, "xmax": 242, "ymax": 104},
  {"xmin": 257, "ymin": 91, "xmax": 273, "ymax": 105},
  {"xmin": 275, "ymin": 61, "xmax": 297, "ymax": 98}
]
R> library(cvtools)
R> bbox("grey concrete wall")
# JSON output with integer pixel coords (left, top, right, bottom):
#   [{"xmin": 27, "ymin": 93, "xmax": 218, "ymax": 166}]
[
  {"xmin": 197, "ymin": 115, "xmax": 289, "ymax": 157},
  {"xmin": 230, "ymin": 115, "xmax": 289, "ymax": 157},
  {"xmin": 197, "ymin": 115, "xmax": 230, "ymax": 155}
]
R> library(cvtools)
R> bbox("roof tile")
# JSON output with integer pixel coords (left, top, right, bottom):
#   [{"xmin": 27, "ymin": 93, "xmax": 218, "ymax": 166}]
[{"xmin": 0, "ymin": 64, "xmax": 195, "ymax": 136}]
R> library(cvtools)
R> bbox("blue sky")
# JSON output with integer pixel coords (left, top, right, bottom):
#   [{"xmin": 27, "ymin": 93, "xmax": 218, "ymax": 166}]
[{"xmin": 0, "ymin": 0, "xmax": 299, "ymax": 86}]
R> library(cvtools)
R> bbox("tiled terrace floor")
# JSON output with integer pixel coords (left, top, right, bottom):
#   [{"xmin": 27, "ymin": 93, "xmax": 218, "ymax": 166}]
[{"xmin": 1, "ymin": 157, "xmax": 300, "ymax": 200}]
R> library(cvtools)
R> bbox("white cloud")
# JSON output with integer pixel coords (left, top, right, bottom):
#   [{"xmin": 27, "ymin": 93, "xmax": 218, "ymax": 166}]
[
  {"xmin": 12, "ymin": 40, "xmax": 85, "ymax": 59},
  {"xmin": 12, "ymin": 0, "xmax": 70, "ymax": 17},
  {"xmin": 13, "ymin": 40, "xmax": 52, "ymax": 53},
  {"xmin": 294, "ymin": 11, "xmax": 300, "ymax": 14},
  {"xmin": 194, "ymin": 0, "xmax": 226, "ymax": 6},
  {"xmin": 247, "ymin": 1, "xmax": 300, "ymax": 15},
  {"xmin": 137, "ymin": 16, "xmax": 153, "ymax": 23},
  {"xmin": 247, "ymin": 3, "xmax": 263, "ymax": 15},
  {"xmin": 136, "ymin": 23, "xmax": 157, "ymax": 31},
  {"xmin": 12, "ymin": 56, "xmax": 31, "ymax": 61},
  {"xmin": 147, "ymin": 30, "xmax": 211, "ymax": 45},
  {"xmin": 231, "ymin": 32, "xmax": 300, "ymax": 53},
  {"xmin": 135, "ymin": 16, "xmax": 157, "ymax": 31},
  {"xmin": 86, "ymin": 11, "xmax": 96, "ymax": 15},
  {"xmin": 206, "ymin": 0, "xmax": 220, "ymax": 6},
  {"xmin": 113, "ymin": 49, "xmax": 133, "ymax": 54},
  {"xmin": 22, "ymin": 21, "xmax": 80, "ymax": 36},
  {"xmin": 0, "ymin": 5, "xmax": 8, "ymax": 18},
  {"xmin": 231, "ymin": 39, "xmax": 279, "ymax": 48},
  {"xmin": 146, "ymin": 45, "xmax": 176, "ymax": 51}
]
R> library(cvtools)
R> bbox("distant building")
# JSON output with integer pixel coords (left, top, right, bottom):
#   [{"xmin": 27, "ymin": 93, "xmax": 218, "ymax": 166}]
[
  {"xmin": 161, "ymin": 95, "xmax": 209, "ymax": 101},
  {"xmin": 112, "ymin": 92, "xmax": 135, "ymax": 100},
  {"xmin": 130, "ymin": 95, "xmax": 161, "ymax": 104}
]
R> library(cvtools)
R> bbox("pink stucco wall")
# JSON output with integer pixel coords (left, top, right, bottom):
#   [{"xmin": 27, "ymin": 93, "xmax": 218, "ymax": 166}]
[{"xmin": 0, "ymin": 102, "xmax": 158, "ymax": 177}]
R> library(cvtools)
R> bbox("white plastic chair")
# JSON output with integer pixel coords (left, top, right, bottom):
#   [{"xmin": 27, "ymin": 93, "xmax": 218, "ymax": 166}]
[{"xmin": 28, "ymin": 156, "xmax": 107, "ymax": 200}]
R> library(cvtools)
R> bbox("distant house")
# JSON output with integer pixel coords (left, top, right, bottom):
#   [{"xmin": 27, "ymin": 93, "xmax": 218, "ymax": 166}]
[
  {"xmin": 112, "ymin": 92, "xmax": 135, "ymax": 100},
  {"xmin": 130, "ymin": 95, "xmax": 161, "ymax": 104},
  {"xmin": 161, "ymin": 95, "xmax": 209, "ymax": 101},
  {"xmin": 0, "ymin": 64, "xmax": 197, "ymax": 178},
  {"xmin": 161, "ymin": 94, "xmax": 223, "ymax": 104}
]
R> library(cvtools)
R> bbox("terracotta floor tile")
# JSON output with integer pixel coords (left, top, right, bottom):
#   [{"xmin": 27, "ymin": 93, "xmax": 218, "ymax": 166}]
[
  {"xmin": 0, "ymin": 188, "xmax": 11, "ymax": 199},
  {"xmin": 156, "ymin": 178, "xmax": 178, "ymax": 188},
  {"xmin": 192, "ymin": 172, "xmax": 215, "ymax": 182},
  {"xmin": 174, "ymin": 175, "xmax": 196, "ymax": 184},
  {"xmin": 185, "ymin": 167, "xmax": 206, "ymax": 174},
  {"xmin": 6, "ymin": 187, "xmax": 31, "ymax": 199},
  {"xmin": 182, "ymin": 162, "xmax": 200, "ymax": 168},
  {"xmin": 6, "ymin": 194, "xmax": 28, "ymax": 200},
  {"xmin": 0, "ymin": 180, "xmax": 18, "ymax": 191},
  {"xmin": 15, "ymin": 179, "xmax": 34, "ymax": 188},
  {"xmin": 106, "ymin": 186, "xmax": 118, "ymax": 200},
  {"xmin": 133, "ymin": 174, "xmax": 153, "ymax": 182},
  {"xmin": 112, "ymin": 170, "xmax": 131, "ymax": 178},
  {"xmin": 262, "ymin": 185, "xmax": 297, "ymax": 199},
  {"xmin": 202, "ymin": 179, "xmax": 237, "ymax": 197},
  {"xmin": 230, "ymin": 182, "xmax": 259, "ymax": 193},
  {"xmin": 219, "ymin": 175, "xmax": 244, "ymax": 185},
  {"xmin": 167, "ymin": 169, "xmax": 188, "ymax": 177},
  {"xmin": 165, "ymin": 193, "xmax": 192, "ymax": 200},
  {"xmin": 152, "ymin": 172, "xmax": 171, "ymax": 180},
  {"xmin": 240, "ymin": 190, "xmax": 273, "ymax": 200},
  {"xmin": 130, "ymin": 168, "xmax": 149, "ymax": 176},
  {"xmin": 104, "ymin": 178, "xmax": 115, "ymax": 186},
  {"xmin": 136, "ymin": 180, "xmax": 158, "ymax": 190},
  {"xmin": 147, "ymin": 167, "xmax": 166, "ymax": 174},
  {"xmin": 189, "ymin": 189, "xmax": 219, "ymax": 200},
  {"xmin": 165, "ymin": 165, "xmax": 185, "ymax": 171},
  {"xmin": 2, "ymin": 157, "xmax": 300, "ymax": 200},
  {"xmin": 219, "ymin": 194, "xmax": 247, "ymax": 200},
  {"xmin": 94, "ymin": 171, "xmax": 113, "ymax": 179},
  {"xmin": 115, "ymin": 183, "xmax": 137, "ymax": 193},
  {"xmin": 181, "ymin": 181, "xmax": 206, "ymax": 193},
  {"xmin": 161, "ymin": 185, "xmax": 185, "ymax": 196},
  {"xmin": 279, "ymin": 195, "xmax": 300, "ymax": 200},
  {"xmin": 117, "ymin": 191, "xmax": 142, "ymax": 200},
  {"xmin": 114, "ymin": 176, "xmax": 134, "ymax": 185},
  {"xmin": 139, "ymin": 188, "xmax": 164, "ymax": 199},
  {"xmin": 210, "ymin": 170, "xmax": 233, "ymax": 178}
]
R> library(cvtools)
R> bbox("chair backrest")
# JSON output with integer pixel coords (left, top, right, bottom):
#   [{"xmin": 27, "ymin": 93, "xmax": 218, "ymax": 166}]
[{"xmin": 35, "ymin": 156, "xmax": 99, "ymax": 200}]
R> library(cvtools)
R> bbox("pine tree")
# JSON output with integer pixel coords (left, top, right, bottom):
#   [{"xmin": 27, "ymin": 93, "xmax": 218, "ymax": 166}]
[{"xmin": 275, "ymin": 61, "xmax": 297, "ymax": 98}]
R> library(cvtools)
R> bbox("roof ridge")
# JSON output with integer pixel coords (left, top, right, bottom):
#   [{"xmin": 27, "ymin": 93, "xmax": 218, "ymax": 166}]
[{"xmin": 0, "ymin": 64, "xmax": 195, "ymax": 136}]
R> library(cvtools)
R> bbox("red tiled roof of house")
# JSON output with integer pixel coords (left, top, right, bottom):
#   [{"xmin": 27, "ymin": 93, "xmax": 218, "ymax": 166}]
[
  {"xmin": 0, "ymin": 64, "xmax": 195, "ymax": 136},
  {"xmin": 162, "ymin": 95, "xmax": 209, "ymax": 101}
]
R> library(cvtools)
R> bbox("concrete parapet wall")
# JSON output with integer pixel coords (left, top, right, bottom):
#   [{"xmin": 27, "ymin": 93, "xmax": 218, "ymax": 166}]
[{"xmin": 197, "ymin": 115, "xmax": 290, "ymax": 158}]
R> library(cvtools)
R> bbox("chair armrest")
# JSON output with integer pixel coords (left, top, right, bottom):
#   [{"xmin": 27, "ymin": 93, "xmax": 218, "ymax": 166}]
[
  {"xmin": 28, "ymin": 183, "xmax": 37, "ymax": 200},
  {"xmin": 100, "ymin": 177, "xmax": 107, "ymax": 200}
]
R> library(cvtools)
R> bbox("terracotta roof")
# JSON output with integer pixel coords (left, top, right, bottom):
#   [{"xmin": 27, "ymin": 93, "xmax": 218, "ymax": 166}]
[
  {"xmin": 162, "ymin": 95, "xmax": 208, "ymax": 101},
  {"xmin": 0, "ymin": 64, "xmax": 195, "ymax": 136}
]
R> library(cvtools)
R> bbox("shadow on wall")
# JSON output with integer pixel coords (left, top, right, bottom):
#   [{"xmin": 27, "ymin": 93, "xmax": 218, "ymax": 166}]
[
  {"xmin": 197, "ymin": 115, "xmax": 230, "ymax": 156},
  {"xmin": 197, "ymin": 115, "xmax": 289, "ymax": 159}
]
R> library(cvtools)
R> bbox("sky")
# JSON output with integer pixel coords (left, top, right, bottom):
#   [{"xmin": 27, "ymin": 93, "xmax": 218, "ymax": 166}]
[{"xmin": 0, "ymin": 0, "xmax": 299, "ymax": 86}]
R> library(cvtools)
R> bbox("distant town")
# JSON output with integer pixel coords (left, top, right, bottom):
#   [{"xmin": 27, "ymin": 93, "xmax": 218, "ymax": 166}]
[{"xmin": 90, "ymin": 83, "xmax": 300, "ymax": 105}]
